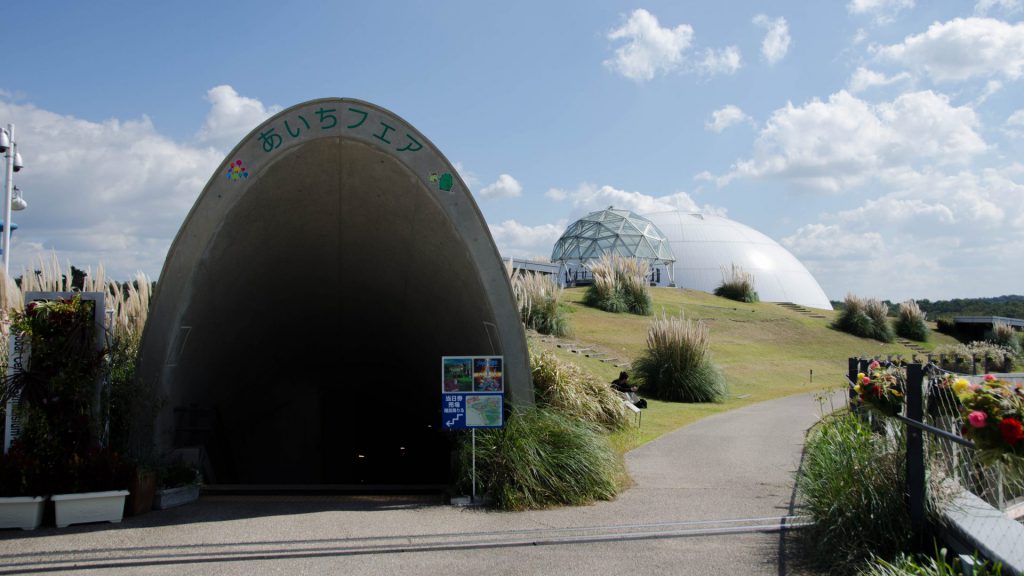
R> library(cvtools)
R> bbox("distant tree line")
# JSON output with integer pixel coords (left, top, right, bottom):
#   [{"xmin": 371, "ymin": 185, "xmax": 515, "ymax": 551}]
[{"xmin": 830, "ymin": 294, "xmax": 1024, "ymax": 320}]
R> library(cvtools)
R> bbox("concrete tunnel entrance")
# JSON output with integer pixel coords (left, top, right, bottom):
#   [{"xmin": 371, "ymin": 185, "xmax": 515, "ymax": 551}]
[{"xmin": 137, "ymin": 99, "xmax": 531, "ymax": 489}]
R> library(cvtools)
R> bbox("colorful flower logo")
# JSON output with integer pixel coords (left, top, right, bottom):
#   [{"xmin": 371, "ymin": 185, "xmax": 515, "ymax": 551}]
[{"xmin": 226, "ymin": 160, "xmax": 249, "ymax": 181}]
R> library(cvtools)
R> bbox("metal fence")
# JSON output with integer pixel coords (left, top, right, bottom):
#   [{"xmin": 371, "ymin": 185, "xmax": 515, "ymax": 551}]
[{"xmin": 847, "ymin": 358, "xmax": 1024, "ymax": 572}]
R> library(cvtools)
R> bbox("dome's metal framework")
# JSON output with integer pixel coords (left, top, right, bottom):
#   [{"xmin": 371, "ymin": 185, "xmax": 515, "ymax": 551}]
[{"xmin": 550, "ymin": 208, "xmax": 676, "ymax": 285}]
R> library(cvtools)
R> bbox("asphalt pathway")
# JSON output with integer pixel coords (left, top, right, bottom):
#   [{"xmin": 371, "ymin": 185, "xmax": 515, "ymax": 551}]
[{"xmin": 0, "ymin": 389, "xmax": 844, "ymax": 575}]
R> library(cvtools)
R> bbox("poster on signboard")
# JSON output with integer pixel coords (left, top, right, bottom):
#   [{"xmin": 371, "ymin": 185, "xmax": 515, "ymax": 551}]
[
  {"xmin": 442, "ymin": 357, "xmax": 473, "ymax": 392},
  {"xmin": 473, "ymin": 357, "xmax": 503, "ymax": 392},
  {"xmin": 464, "ymin": 394, "xmax": 503, "ymax": 427}
]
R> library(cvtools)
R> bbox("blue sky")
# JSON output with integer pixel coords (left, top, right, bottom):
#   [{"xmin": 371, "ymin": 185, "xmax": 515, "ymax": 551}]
[{"xmin": 1, "ymin": 0, "xmax": 1022, "ymax": 302}]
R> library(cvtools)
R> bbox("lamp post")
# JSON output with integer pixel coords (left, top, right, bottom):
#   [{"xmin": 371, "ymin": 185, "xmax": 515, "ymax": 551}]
[{"xmin": 1, "ymin": 123, "xmax": 26, "ymax": 275}]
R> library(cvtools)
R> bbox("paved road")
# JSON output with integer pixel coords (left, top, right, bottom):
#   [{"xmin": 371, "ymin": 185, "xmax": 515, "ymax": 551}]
[{"xmin": 0, "ymin": 390, "xmax": 843, "ymax": 575}]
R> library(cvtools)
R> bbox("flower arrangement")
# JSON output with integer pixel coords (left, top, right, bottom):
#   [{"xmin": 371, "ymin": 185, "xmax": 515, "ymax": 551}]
[
  {"xmin": 926, "ymin": 373, "xmax": 966, "ymax": 418},
  {"xmin": 956, "ymin": 374, "xmax": 1024, "ymax": 457},
  {"xmin": 852, "ymin": 361, "xmax": 905, "ymax": 417}
]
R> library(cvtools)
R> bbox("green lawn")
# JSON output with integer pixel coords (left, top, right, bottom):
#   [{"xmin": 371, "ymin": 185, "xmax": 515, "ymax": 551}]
[{"xmin": 530, "ymin": 287, "xmax": 961, "ymax": 453}]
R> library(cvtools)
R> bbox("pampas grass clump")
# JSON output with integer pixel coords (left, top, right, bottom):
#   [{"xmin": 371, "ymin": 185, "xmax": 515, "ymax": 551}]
[
  {"xmin": 583, "ymin": 254, "xmax": 652, "ymax": 315},
  {"xmin": 990, "ymin": 321, "xmax": 1021, "ymax": 355},
  {"xmin": 633, "ymin": 311, "xmax": 726, "ymax": 403},
  {"xmin": 894, "ymin": 300, "xmax": 929, "ymax": 342},
  {"xmin": 713, "ymin": 264, "xmax": 759, "ymax": 303},
  {"xmin": 530, "ymin": 350, "xmax": 630, "ymax": 430},
  {"xmin": 511, "ymin": 271, "xmax": 570, "ymax": 337},
  {"xmin": 833, "ymin": 294, "xmax": 894, "ymax": 343}
]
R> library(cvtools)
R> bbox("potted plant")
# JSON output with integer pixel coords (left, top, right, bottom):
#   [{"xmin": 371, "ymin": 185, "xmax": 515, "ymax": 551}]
[
  {"xmin": 51, "ymin": 447, "xmax": 131, "ymax": 528},
  {"xmin": 0, "ymin": 442, "xmax": 46, "ymax": 530},
  {"xmin": 3, "ymin": 295, "xmax": 131, "ymax": 527},
  {"xmin": 124, "ymin": 465, "xmax": 157, "ymax": 517},
  {"xmin": 153, "ymin": 462, "xmax": 201, "ymax": 510}
]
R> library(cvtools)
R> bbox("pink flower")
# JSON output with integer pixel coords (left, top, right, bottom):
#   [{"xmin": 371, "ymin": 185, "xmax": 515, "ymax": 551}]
[
  {"xmin": 984, "ymin": 374, "xmax": 996, "ymax": 382},
  {"xmin": 862, "ymin": 376, "xmax": 871, "ymax": 385},
  {"xmin": 869, "ymin": 360, "xmax": 880, "ymax": 370},
  {"xmin": 968, "ymin": 411, "xmax": 988, "ymax": 428}
]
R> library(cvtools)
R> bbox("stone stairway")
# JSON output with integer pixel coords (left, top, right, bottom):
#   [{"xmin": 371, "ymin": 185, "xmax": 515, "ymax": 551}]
[
  {"xmin": 895, "ymin": 337, "xmax": 929, "ymax": 354},
  {"xmin": 534, "ymin": 333, "xmax": 632, "ymax": 369},
  {"xmin": 775, "ymin": 301, "xmax": 829, "ymax": 319}
]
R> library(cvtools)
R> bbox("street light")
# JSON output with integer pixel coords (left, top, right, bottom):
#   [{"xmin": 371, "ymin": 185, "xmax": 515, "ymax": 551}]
[{"xmin": 1, "ymin": 123, "xmax": 26, "ymax": 275}]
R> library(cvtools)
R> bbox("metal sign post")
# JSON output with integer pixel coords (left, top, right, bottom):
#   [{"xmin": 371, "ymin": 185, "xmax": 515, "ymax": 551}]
[{"xmin": 441, "ymin": 356, "xmax": 505, "ymax": 505}]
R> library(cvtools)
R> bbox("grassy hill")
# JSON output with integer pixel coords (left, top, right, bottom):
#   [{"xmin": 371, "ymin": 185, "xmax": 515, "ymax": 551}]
[{"xmin": 529, "ymin": 287, "xmax": 961, "ymax": 449}]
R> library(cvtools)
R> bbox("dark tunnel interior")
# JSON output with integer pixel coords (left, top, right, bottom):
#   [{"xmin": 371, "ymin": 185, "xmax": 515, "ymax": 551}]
[{"xmin": 167, "ymin": 139, "xmax": 501, "ymax": 487}]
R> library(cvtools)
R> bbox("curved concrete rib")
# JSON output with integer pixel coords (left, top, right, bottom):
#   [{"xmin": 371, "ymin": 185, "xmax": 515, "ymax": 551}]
[{"xmin": 137, "ymin": 98, "xmax": 530, "ymax": 486}]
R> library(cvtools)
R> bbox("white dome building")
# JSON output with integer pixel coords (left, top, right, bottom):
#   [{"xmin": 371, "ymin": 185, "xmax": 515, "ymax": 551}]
[{"xmin": 642, "ymin": 211, "xmax": 832, "ymax": 310}]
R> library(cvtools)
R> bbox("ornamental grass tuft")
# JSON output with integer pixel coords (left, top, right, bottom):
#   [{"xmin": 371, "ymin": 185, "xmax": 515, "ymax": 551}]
[
  {"xmin": 797, "ymin": 410, "xmax": 911, "ymax": 574},
  {"xmin": 834, "ymin": 293, "xmax": 894, "ymax": 343},
  {"xmin": 530, "ymin": 350, "xmax": 630, "ymax": 430},
  {"xmin": 459, "ymin": 406, "xmax": 620, "ymax": 510},
  {"xmin": 633, "ymin": 311, "xmax": 726, "ymax": 403},
  {"xmin": 713, "ymin": 263, "xmax": 759, "ymax": 303},
  {"xmin": 510, "ymin": 271, "xmax": 571, "ymax": 337},
  {"xmin": 894, "ymin": 299, "xmax": 929, "ymax": 342},
  {"xmin": 583, "ymin": 254, "xmax": 652, "ymax": 315}
]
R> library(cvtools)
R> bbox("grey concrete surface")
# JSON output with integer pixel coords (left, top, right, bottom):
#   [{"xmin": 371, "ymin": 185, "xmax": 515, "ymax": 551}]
[{"xmin": 0, "ymin": 389, "xmax": 843, "ymax": 575}]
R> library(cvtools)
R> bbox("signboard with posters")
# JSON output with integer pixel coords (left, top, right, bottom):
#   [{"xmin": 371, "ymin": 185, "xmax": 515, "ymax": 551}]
[{"xmin": 441, "ymin": 356, "xmax": 503, "ymax": 429}]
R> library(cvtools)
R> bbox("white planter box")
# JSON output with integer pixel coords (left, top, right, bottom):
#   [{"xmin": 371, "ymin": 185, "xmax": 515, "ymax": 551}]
[
  {"xmin": 52, "ymin": 490, "xmax": 129, "ymax": 528},
  {"xmin": 0, "ymin": 496, "xmax": 46, "ymax": 530},
  {"xmin": 153, "ymin": 484, "xmax": 200, "ymax": 510}
]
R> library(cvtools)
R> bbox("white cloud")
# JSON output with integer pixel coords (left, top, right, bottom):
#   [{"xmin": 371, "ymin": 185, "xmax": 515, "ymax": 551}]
[
  {"xmin": 0, "ymin": 97, "xmax": 224, "ymax": 279},
  {"xmin": 488, "ymin": 219, "xmax": 567, "ymax": 260},
  {"xmin": 875, "ymin": 18, "xmax": 1024, "ymax": 82},
  {"xmin": 545, "ymin": 182, "xmax": 725, "ymax": 218},
  {"xmin": 705, "ymin": 105, "xmax": 753, "ymax": 132},
  {"xmin": 604, "ymin": 9, "xmax": 694, "ymax": 81},
  {"xmin": 782, "ymin": 224, "xmax": 885, "ymax": 259},
  {"xmin": 478, "ymin": 174, "xmax": 523, "ymax": 199},
  {"xmin": 698, "ymin": 46, "xmax": 742, "ymax": 76},
  {"xmin": 975, "ymin": 0, "xmax": 1021, "ymax": 15},
  {"xmin": 753, "ymin": 15, "xmax": 790, "ymax": 65},
  {"xmin": 452, "ymin": 161, "xmax": 480, "ymax": 190},
  {"xmin": 848, "ymin": 66, "xmax": 911, "ymax": 93},
  {"xmin": 196, "ymin": 85, "xmax": 282, "ymax": 150},
  {"xmin": 971, "ymin": 79, "xmax": 1003, "ymax": 106},
  {"xmin": 847, "ymin": 0, "xmax": 915, "ymax": 23},
  {"xmin": 784, "ymin": 163, "xmax": 1024, "ymax": 300},
  {"xmin": 722, "ymin": 90, "xmax": 987, "ymax": 192},
  {"xmin": 1005, "ymin": 109, "xmax": 1024, "ymax": 137}
]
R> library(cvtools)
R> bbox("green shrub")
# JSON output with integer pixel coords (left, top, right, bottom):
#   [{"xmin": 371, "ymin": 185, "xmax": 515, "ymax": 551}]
[
  {"xmin": 634, "ymin": 312, "xmax": 726, "ymax": 403},
  {"xmin": 583, "ymin": 254, "xmax": 652, "ymax": 315},
  {"xmin": 713, "ymin": 264, "xmax": 759, "ymax": 303},
  {"xmin": 459, "ymin": 406, "xmax": 620, "ymax": 510},
  {"xmin": 530, "ymin": 350, "xmax": 630, "ymax": 430},
  {"xmin": 798, "ymin": 411, "xmax": 910, "ymax": 574},
  {"xmin": 511, "ymin": 271, "xmax": 571, "ymax": 337},
  {"xmin": 859, "ymin": 550, "xmax": 1003, "ymax": 576},
  {"xmin": 894, "ymin": 300, "xmax": 929, "ymax": 342},
  {"xmin": 834, "ymin": 294, "xmax": 894, "ymax": 343},
  {"xmin": 934, "ymin": 341, "xmax": 1017, "ymax": 372}
]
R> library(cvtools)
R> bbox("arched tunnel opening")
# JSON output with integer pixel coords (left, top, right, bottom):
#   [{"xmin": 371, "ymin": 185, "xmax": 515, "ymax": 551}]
[{"xmin": 141, "ymin": 126, "xmax": 527, "ymax": 489}]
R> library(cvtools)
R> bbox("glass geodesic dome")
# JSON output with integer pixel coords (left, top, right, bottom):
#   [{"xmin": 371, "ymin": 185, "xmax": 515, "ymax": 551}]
[{"xmin": 550, "ymin": 207, "xmax": 676, "ymax": 284}]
